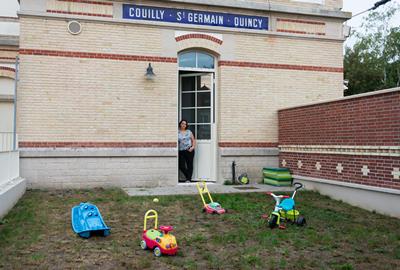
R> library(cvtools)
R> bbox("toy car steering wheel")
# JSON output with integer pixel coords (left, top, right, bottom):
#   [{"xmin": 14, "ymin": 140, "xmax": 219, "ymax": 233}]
[{"xmin": 159, "ymin": 225, "xmax": 173, "ymax": 234}]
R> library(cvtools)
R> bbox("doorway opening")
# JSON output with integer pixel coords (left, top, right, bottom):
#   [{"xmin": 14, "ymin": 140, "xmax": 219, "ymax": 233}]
[{"xmin": 178, "ymin": 51, "xmax": 216, "ymax": 183}]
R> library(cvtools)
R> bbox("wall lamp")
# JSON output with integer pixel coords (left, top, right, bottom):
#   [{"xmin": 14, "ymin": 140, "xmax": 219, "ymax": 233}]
[{"xmin": 145, "ymin": 63, "xmax": 156, "ymax": 80}]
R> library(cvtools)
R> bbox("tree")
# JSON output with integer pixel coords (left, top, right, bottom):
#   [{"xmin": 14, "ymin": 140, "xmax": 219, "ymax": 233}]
[{"xmin": 344, "ymin": 2, "xmax": 400, "ymax": 96}]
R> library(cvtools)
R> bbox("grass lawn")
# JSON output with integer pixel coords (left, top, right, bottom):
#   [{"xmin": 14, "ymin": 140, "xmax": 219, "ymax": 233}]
[{"xmin": 0, "ymin": 188, "xmax": 399, "ymax": 269}]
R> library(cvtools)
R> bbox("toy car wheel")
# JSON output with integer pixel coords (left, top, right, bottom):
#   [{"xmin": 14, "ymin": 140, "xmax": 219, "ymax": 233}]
[
  {"xmin": 268, "ymin": 214, "xmax": 278, "ymax": 229},
  {"xmin": 154, "ymin": 247, "xmax": 162, "ymax": 257},
  {"xmin": 140, "ymin": 240, "xmax": 147, "ymax": 250},
  {"xmin": 296, "ymin": 216, "xmax": 306, "ymax": 226}
]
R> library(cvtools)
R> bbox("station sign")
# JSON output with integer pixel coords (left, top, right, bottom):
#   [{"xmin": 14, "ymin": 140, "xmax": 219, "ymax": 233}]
[{"xmin": 122, "ymin": 4, "xmax": 269, "ymax": 31}]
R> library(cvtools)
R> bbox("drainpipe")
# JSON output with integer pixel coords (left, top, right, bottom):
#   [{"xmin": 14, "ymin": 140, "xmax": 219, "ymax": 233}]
[
  {"xmin": 232, "ymin": 161, "xmax": 236, "ymax": 184},
  {"xmin": 13, "ymin": 56, "xmax": 19, "ymax": 151}
]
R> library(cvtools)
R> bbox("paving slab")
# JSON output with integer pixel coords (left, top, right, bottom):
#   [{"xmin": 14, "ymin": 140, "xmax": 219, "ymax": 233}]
[{"xmin": 123, "ymin": 182, "xmax": 293, "ymax": 196}]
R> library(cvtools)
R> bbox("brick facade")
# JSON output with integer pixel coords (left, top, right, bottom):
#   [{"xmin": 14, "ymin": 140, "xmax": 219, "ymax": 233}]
[
  {"xmin": 279, "ymin": 90, "xmax": 400, "ymax": 146},
  {"xmin": 279, "ymin": 89, "xmax": 400, "ymax": 190},
  {"xmin": 17, "ymin": 0, "xmax": 349, "ymax": 187}
]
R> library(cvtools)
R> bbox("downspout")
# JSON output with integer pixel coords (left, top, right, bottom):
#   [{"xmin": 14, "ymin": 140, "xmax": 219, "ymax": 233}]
[{"xmin": 13, "ymin": 56, "xmax": 19, "ymax": 151}]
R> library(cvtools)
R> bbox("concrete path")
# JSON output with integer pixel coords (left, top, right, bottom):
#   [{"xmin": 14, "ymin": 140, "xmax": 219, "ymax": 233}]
[{"xmin": 123, "ymin": 182, "xmax": 293, "ymax": 196}]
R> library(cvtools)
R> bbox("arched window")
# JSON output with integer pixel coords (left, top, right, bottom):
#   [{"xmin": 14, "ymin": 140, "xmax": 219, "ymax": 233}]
[{"xmin": 179, "ymin": 51, "xmax": 215, "ymax": 69}]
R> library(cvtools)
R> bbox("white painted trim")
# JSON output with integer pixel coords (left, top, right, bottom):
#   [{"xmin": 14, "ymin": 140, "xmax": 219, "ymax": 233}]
[
  {"xmin": 279, "ymin": 87, "xmax": 400, "ymax": 111},
  {"xmin": 279, "ymin": 145, "xmax": 400, "ymax": 157},
  {"xmin": 294, "ymin": 175, "xmax": 400, "ymax": 195}
]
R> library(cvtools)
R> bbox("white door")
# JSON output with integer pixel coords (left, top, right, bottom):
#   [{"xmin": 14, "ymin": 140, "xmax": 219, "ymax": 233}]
[{"xmin": 179, "ymin": 73, "xmax": 215, "ymax": 182}]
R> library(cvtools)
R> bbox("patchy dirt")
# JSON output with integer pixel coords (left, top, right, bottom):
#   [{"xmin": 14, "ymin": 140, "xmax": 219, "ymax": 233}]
[{"xmin": 0, "ymin": 188, "xmax": 399, "ymax": 269}]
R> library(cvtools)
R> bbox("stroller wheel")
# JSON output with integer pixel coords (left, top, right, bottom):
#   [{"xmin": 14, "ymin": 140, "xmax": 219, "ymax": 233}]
[
  {"xmin": 296, "ymin": 216, "xmax": 306, "ymax": 226},
  {"xmin": 268, "ymin": 214, "xmax": 278, "ymax": 229}
]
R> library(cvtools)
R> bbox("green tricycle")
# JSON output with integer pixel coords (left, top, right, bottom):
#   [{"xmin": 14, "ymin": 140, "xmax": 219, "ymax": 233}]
[{"xmin": 263, "ymin": 182, "xmax": 306, "ymax": 229}]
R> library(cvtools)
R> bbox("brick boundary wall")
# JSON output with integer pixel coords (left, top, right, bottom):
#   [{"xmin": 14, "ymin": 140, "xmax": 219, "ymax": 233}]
[
  {"xmin": 278, "ymin": 88, "xmax": 400, "ymax": 190},
  {"xmin": 279, "ymin": 90, "xmax": 400, "ymax": 146}
]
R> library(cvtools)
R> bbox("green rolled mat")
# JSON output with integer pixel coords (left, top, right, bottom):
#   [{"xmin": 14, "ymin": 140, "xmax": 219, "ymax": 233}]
[
  {"xmin": 262, "ymin": 168, "xmax": 292, "ymax": 181},
  {"xmin": 263, "ymin": 178, "xmax": 292, "ymax": 186}
]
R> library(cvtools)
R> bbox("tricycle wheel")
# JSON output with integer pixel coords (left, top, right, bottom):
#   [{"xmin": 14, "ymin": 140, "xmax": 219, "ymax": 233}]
[
  {"xmin": 268, "ymin": 214, "xmax": 278, "ymax": 229},
  {"xmin": 296, "ymin": 216, "xmax": 306, "ymax": 226},
  {"xmin": 154, "ymin": 247, "xmax": 162, "ymax": 257},
  {"xmin": 140, "ymin": 240, "xmax": 147, "ymax": 250}
]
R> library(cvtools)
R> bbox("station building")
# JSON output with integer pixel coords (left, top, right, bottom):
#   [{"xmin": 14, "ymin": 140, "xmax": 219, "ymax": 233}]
[{"xmin": 17, "ymin": 0, "xmax": 351, "ymax": 188}]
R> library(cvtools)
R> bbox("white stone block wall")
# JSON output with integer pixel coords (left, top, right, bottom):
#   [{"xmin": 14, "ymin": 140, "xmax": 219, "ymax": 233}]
[
  {"xmin": 219, "ymin": 147, "xmax": 279, "ymax": 183},
  {"xmin": 20, "ymin": 148, "xmax": 177, "ymax": 188},
  {"xmin": 0, "ymin": 151, "xmax": 19, "ymax": 186}
]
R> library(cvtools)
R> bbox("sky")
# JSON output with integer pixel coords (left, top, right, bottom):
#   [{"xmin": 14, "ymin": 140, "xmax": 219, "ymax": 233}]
[{"xmin": 0, "ymin": 0, "xmax": 399, "ymax": 46}]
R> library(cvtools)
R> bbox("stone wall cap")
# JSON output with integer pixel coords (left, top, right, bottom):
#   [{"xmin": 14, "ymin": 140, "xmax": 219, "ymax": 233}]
[
  {"xmin": 294, "ymin": 175, "xmax": 400, "ymax": 195},
  {"xmin": 279, "ymin": 87, "xmax": 400, "ymax": 111}
]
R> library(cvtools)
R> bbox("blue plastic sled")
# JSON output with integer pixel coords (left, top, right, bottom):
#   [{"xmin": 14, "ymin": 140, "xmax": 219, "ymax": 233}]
[{"xmin": 71, "ymin": 202, "xmax": 110, "ymax": 238}]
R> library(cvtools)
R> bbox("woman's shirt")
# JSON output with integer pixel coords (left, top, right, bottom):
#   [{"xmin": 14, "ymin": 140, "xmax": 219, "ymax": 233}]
[{"xmin": 178, "ymin": 130, "xmax": 193, "ymax": 151}]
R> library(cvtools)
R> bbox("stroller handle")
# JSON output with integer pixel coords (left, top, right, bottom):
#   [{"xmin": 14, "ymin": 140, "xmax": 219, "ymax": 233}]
[{"xmin": 293, "ymin": 182, "xmax": 303, "ymax": 190}]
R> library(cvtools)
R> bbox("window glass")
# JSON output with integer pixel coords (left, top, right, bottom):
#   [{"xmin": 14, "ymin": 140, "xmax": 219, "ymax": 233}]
[
  {"xmin": 197, "ymin": 53, "xmax": 214, "ymax": 69},
  {"xmin": 197, "ymin": 92, "xmax": 211, "ymax": 107},
  {"xmin": 182, "ymin": 76, "xmax": 195, "ymax": 92},
  {"xmin": 182, "ymin": 109, "xmax": 195, "ymax": 123},
  {"xmin": 197, "ymin": 125, "xmax": 211, "ymax": 139},
  {"xmin": 197, "ymin": 109, "xmax": 210, "ymax": 123},
  {"xmin": 188, "ymin": 124, "xmax": 196, "ymax": 137},
  {"xmin": 179, "ymin": 52, "xmax": 214, "ymax": 69},
  {"xmin": 182, "ymin": 93, "xmax": 195, "ymax": 107},
  {"xmin": 179, "ymin": 52, "xmax": 196, "ymax": 68}
]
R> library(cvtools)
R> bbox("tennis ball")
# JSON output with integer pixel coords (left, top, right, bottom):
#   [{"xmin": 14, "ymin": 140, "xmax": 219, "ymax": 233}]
[{"xmin": 153, "ymin": 198, "xmax": 159, "ymax": 203}]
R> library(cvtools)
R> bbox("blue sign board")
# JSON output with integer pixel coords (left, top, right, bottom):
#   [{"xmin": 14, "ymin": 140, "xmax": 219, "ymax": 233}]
[{"xmin": 122, "ymin": 4, "xmax": 268, "ymax": 31}]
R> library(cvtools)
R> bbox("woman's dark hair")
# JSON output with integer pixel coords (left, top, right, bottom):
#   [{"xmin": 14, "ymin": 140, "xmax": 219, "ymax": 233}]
[{"xmin": 179, "ymin": 119, "xmax": 189, "ymax": 130}]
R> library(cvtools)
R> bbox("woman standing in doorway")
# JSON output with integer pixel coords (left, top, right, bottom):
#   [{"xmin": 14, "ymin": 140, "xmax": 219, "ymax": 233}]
[{"xmin": 178, "ymin": 119, "xmax": 196, "ymax": 182}]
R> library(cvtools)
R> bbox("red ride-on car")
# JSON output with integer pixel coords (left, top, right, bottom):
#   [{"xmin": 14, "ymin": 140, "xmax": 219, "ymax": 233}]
[{"xmin": 140, "ymin": 210, "xmax": 178, "ymax": 257}]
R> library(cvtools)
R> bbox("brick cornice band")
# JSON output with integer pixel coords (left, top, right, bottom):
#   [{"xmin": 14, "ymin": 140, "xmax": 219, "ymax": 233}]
[
  {"xmin": 58, "ymin": 0, "xmax": 113, "ymax": 6},
  {"xmin": 19, "ymin": 141, "xmax": 177, "ymax": 148},
  {"xmin": 277, "ymin": 18, "xmax": 325, "ymax": 25},
  {"xmin": 219, "ymin": 142, "xmax": 278, "ymax": 147},
  {"xmin": 46, "ymin": 10, "xmax": 113, "ymax": 18},
  {"xmin": 175, "ymin": 34, "xmax": 223, "ymax": 45},
  {"xmin": 218, "ymin": 61, "xmax": 342, "ymax": 73},
  {"xmin": 0, "ymin": 49, "xmax": 19, "ymax": 52},
  {"xmin": 0, "ymin": 66, "xmax": 16, "ymax": 72},
  {"xmin": 19, "ymin": 49, "xmax": 342, "ymax": 73},
  {"xmin": 19, "ymin": 49, "xmax": 178, "ymax": 63},
  {"xmin": 277, "ymin": 29, "xmax": 325, "ymax": 36}
]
